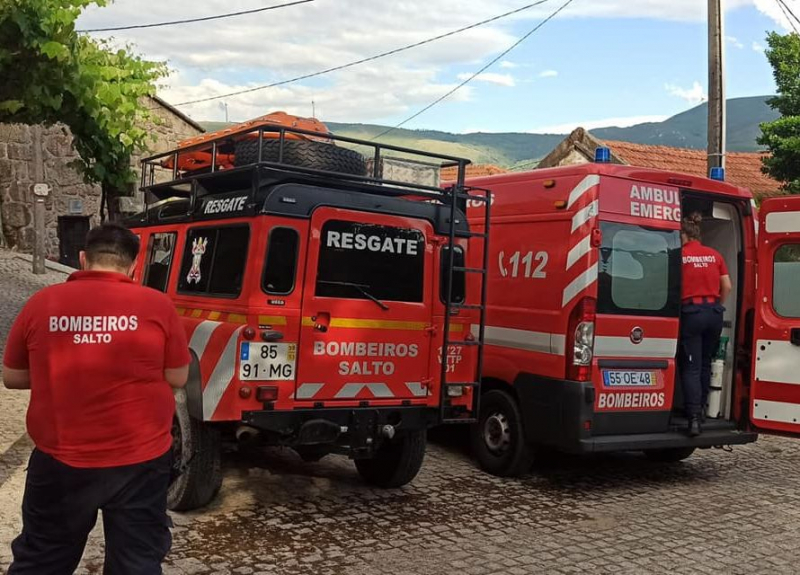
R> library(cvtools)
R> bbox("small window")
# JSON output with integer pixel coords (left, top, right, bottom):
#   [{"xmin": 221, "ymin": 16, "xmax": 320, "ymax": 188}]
[
  {"xmin": 773, "ymin": 244, "xmax": 800, "ymax": 318},
  {"xmin": 440, "ymin": 246, "xmax": 465, "ymax": 304},
  {"xmin": 316, "ymin": 220, "xmax": 425, "ymax": 303},
  {"xmin": 143, "ymin": 232, "xmax": 177, "ymax": 292},
  {"xmin": 263, "ymin": 228, "xmax": 300, "ymax": 295},
  {"xmin": 178, "ymin": 225, "xmax": 250, "ymax": 297},
  {"xmin": 598, "ymin": 222, "xmax": 681, "ymax": 317}
]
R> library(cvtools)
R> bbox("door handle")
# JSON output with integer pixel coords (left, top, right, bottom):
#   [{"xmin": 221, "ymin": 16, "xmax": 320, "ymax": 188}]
[
  {"xmin": 261, "ymin": 330, "xmax": 284, "ymax": 342},
  {"xmin": 791, "ymin": 328, "xmax": 800, "ymax": 347},
  {"xmin": 311, "ymin": 312, "xmax": 330, "ymax": 333}
]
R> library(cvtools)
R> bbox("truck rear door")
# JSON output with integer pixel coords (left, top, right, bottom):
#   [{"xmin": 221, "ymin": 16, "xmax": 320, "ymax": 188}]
[
  {"xmin": 750, "ymin": 197, "xmax": 800, "ymax": 434},
  {"xmin": 294, "ymin": 207, "xmax": 435, "ymax": 403}
]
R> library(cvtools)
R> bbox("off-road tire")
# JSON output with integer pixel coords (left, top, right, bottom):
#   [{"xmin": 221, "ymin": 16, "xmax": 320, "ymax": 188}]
[
  {"xmin": 168, "ymin": 389, "xmax": 223, "ymax": 511},
  {"xmin": 355, "ymin": 429, "xmax": 426, "ymax": 488},
  {"xmin": 644, "ymin": 447, "xmax": 696, "ymax": 463},
  {"xmin": 471, "ymin": 389, "xmax": 534, "ymax": 477},
  {"xmin": 233, "ymin": 138, "xmax": 367, "ymax": 175}
]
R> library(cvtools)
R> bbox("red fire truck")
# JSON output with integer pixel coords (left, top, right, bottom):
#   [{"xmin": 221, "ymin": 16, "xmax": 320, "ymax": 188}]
[
  {"xmin": 463, "ymin": 148, "xmax": 800, "ymax": 476},
  {"xmin": 126, "ymin": 114, "xmax": 489, "ymax": 510}
]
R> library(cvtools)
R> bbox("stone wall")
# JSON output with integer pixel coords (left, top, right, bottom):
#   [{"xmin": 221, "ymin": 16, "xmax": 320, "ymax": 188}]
[{"xmin": 0, "ymin": 97, "xmax": 202, "ymax": 258}]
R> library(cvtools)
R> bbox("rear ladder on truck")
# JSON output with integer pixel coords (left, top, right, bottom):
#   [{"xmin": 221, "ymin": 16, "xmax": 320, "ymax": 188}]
[{"xmin": 440, "ymin": 171, "xmax": 491, "ymax": 424}]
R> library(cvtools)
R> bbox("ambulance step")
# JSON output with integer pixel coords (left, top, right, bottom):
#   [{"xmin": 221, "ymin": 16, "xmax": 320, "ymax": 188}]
[{"xmin": 453, "ymin": 266, "xmax": 486, "ymax": 274}]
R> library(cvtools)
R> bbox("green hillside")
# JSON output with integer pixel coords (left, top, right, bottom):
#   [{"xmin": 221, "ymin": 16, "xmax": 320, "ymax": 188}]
[{"xmin": 199, "ymin": 95, "xmax": 777, "ymax": 168}]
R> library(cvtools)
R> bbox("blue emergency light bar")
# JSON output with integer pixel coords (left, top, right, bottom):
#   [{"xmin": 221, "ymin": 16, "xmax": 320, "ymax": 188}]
[
  {"xmin": 594, "ymin": 147, "xmax": 611, "ymax": 163},
  {"xmin": 709, "ymin": 167, "xmax": 725, "ymax": 181}
]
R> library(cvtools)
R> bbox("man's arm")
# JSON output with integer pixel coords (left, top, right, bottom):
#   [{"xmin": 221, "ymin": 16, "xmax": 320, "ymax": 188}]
[
  {"xmin": 164, "ymin": 365, "xmax": 189, "ymax": 389},
  {"xmin": 2, "ymin": 367, "xmax": 30, "ymax": 390},
  {"xmin": 720, "ymin": 274, "xmax": 732, "ymax": 304}
]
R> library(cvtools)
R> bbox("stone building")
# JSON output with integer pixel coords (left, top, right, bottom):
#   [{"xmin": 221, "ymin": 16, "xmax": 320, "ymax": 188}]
[{"xmin": 0, "ymin": 96, "xmax": 203, "ymax": 266}]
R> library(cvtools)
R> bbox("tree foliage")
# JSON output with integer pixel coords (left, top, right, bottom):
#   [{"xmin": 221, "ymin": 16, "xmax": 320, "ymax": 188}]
[
  {"xmin": 0, "ymin": 0, "xmax": 167, "ymax": 199},
  {"xmin": 758, "ymin": 31, "xmax": 800, "ymax": 194}
]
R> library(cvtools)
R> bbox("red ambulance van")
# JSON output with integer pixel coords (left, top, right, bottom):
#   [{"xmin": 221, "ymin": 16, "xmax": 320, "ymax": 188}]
[
  {"xmin": 464, "ymin": 148, "xmax": 800, "ymax": 476},
  {"xmin": 126, "ymin": 115, "xmax": 488, "ymax": 509}
]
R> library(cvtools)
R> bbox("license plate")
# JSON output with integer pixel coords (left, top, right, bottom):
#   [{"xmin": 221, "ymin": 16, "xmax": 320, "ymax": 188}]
[
  {"xmin": 239, "ymin": 342, "xmax": 296, "ymax": 381},
  {"xmin": 602, "ymin": 370, "xmax": 659, "ymax": 387}
]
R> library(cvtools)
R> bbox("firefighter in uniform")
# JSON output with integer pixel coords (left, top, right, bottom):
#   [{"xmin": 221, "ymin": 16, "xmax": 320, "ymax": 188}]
[
  {"xmin": 2, "ymin": 223, "xmax": 190, "ymax": 573},
  {"xmin": 679, "ymin": 212, "xmax": 732, "ymax": 437}
]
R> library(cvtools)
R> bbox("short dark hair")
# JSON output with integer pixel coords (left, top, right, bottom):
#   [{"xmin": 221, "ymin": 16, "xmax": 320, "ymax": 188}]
[{"xmin": 84, "ymin": 223, "xmax": 140, "ymax": 268}]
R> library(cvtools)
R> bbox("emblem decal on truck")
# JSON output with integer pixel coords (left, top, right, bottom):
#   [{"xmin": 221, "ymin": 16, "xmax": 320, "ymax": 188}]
[{"xmin": 186, "ymin": 237, "xmax": 208, "ymax": 284}]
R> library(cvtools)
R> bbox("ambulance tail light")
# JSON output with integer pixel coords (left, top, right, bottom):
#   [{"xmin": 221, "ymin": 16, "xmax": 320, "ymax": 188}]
[{"xmin": 567, "ymin": 297, "xmax": 596, "ymax": 382}]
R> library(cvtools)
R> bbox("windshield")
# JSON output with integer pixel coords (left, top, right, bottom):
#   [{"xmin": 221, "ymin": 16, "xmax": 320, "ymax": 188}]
[{"xmin": 598, "ymin": 222, "xmax": 681, "ymax": 317}]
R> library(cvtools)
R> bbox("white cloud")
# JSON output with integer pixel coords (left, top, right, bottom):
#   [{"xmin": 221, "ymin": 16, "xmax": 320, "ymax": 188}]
[
  {"xmin": 456, "ymin": 72, "xmax": 515, "ymax": 87},
  {"xmin": 665, "ymin": 81, "xmax": 707, "ymax": 104},
  {"xmin": 499, "ymin": 60, "xmax": 518, "ymax": 69},
  {"xmin": 753, "ymin": 41, "xmax": 766, "ymax": 52},
  {"xmin": 532, "ymin": 115, "xmax": 670, "ymax": 134},
  {"xmin": 727, "ymin": 35, "xmax": 744, "ymax": 49},
  {"xmin": 752, "ymin": 0, "xmax": 795, "ymax": 31},
  {"xmin": 539, "ymin": 69, "xmax": 558, "ymax": 78}
]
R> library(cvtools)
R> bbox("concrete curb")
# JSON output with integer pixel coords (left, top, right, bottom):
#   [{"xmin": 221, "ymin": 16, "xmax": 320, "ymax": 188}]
[{"xmin": 12, "ymin": 254, "xmax": 76, "ymax": 275}]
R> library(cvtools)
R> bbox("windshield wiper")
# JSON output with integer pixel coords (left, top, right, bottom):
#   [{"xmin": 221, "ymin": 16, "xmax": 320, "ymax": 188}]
[{"xmin": 318, "ymin": 281, "xmax": 389, "ymax": 310}]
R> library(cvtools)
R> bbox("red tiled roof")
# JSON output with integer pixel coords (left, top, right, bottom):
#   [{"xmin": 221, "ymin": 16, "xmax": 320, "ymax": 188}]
[
  {"xmin": 440, "ymin": 164, "xmax": 507, "ymax": 182},
  {"xmin": 603, "ymin": 140, "xmax": 783, "ymax": 199}
]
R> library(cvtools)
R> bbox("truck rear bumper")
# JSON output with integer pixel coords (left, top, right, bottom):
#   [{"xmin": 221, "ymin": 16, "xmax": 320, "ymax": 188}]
[{"xmin": 573, "ymin": 428, "xmax": 758, "ymax": 453}]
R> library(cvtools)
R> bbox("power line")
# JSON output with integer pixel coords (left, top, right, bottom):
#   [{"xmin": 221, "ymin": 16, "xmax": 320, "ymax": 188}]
[
  {"xmin": 78, "ymin": 0, "xmax": 313, "ymax": 33},
  {"xmin": 172, "ymin": 0, "xmax": 554, "ymax": 107},
  {"xmin": 372, "ymin": 0, "xmax": 575, "ymax": 141},
  {"xmin": 776, "ymin": 0, "xmax": 800, "ymax": 33}
]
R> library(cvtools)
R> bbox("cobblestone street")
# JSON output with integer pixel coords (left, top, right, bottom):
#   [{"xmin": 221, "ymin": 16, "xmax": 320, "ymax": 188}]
[{"xmin": 2, "ymin": 250, "xmax": 800, "ymax": 574}]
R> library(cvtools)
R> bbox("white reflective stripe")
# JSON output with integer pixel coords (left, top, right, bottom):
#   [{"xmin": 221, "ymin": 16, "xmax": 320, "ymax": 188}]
[
  {"xmin": 594, "ymin": 336, "xmax": 677, "ymax": 358},
  {"xmin": 765, "ymin": 211, "xmax": 800, "ymax": 233},
  {"xmin": 566, "ymin": 175, "xmax": 601, "ymax": 209},
  {"xmin": 562, "ymin": 263, "xmax": 598, "ymax": 307},
  {"xmin": 473, "ymin": 324, "xmax": 565, "ymax": 355},
  {"xmin": 335, "ymin": 383, "xmax": 394, "ymax": 399},
  {"xmin": 202, "ymin": 328, "xmax": 242, "ymax": 420},
  {"xmin": 405, "ymin": 382, "xmax": 428, "ymax": 397},
  {"xmin": 754, "ymin": 339, "xmax": 800, "ymax": 385},
  {"xmin": 296, "ymin": 383, "xmax": 324, "ymax": 400},
  {"xmin": 752, "ymin": 200, "xmax": 759, "ymax": 236},
  {"xmin": 571, "ymin": 199, "xmax": 599, "ymax": 233},
  {"xmin": 753, "ymin": 399, "xmax": 800, "ymax": 424},
  {"xmin": 189, "ymin": 320, "xmax": 221, "ymax": 357},
  {"xmin": 566, "ymin": 235, "xmax": 592, "ymax": 270}
]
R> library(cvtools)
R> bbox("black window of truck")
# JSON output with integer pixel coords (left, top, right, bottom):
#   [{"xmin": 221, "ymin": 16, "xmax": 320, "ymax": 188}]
[
  {"xmin": 143, "ymin": 232, "xmax": 177, "ymax": 293},
  {"xmin": 440, "ymin": 246, "xmax": 465, "ymax": 304},
  {"xmin": 316, "ymin": 220, "xmax": 425, "ymax": 303},
  {"xmin": 262, "ymin": 227, "xmax": 300, "ymax": 295},
  {"xmin": 774, "ymin": 244, "xmax": 800, "ymax": 318},
  {"xmin": 178, "ymin": 225, "xmax": 250, "ymax": 297},
  {"xmin": 598, "ymin": 222, "xmax": 681, "ymax": 317}
]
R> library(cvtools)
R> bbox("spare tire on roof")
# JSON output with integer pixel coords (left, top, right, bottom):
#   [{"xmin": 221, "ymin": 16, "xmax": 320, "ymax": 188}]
[{"xmin": 233, "ymin": 138, "xmax": 367, "ymax": 176}]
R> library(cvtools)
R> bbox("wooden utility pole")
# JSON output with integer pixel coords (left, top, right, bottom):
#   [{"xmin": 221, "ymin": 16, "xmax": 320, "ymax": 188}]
[{"xmin": 707, "ymin": 0, "xmax": 726, "ymax": 174}]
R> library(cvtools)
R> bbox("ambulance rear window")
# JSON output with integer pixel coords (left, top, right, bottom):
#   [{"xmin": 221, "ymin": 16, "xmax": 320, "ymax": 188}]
[
  {"xmin": 598, "ymin": 222, "xmax": 681, "ymax": 317},
  {"xmin": 774, "ymin": 244, "xmax": 800, "ymax": 318},
  {"xmin": 316, "ymin": 220, "xmax": 425, "ymax": 303}
]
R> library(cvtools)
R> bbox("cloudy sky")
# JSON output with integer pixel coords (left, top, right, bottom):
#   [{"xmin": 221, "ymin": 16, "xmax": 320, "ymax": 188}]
[{"xmin": 76, "ymin": 0, "xmax": 793, "ymax": 134}]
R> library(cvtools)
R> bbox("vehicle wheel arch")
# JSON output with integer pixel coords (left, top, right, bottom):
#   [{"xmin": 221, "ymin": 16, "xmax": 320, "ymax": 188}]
[{"xmin": 185, "ymin": 349, "xmax": 204, "ymax": 421}]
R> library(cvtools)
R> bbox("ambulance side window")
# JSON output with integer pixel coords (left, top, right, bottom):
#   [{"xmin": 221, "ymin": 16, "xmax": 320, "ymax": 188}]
[
  {"xmin": 773, "ymin": 244, "xmax": 800, "ymax": 318},
  {"xmin": 316, "ymin": 220, "xmax": 425, "ymax": 303},
  {"xmin": 262, "ymin": 227, "xmax": 299, "ymax": 295},
  {"xmin": 178, "ymin": 225, "xmax": 250, "ymax": 297},
  {"xmin": 143, "ymin": 232, "xmax": 177, "ymax": 292},
  {"xmin": 440, "ymin": 246, "xmax": 465, "ymax": 304}
]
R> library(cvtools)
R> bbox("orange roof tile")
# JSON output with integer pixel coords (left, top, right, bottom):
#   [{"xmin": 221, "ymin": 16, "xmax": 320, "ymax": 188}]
[
  {"xmin": 440, "ymin": 164, "xmax": 508, "ymax": 182},
  {"xmin": 602, "ymin": 140, "xmax": 783, "ymax": 199}
]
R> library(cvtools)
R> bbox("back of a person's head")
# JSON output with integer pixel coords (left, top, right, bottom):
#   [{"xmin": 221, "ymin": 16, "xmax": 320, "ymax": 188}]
[
  {"xmin": 681, "ymin": 212, "xmax": 703, "ymax": 242},
  {"xmin": 84, "ymin": 223, "xmax": 140, "ymax": 271}
]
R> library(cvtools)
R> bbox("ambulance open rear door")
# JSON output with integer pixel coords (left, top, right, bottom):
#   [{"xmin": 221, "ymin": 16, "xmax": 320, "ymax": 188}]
[{"xmin": 750, "ymin": 197, "xmax": 800, "ymax": 433}]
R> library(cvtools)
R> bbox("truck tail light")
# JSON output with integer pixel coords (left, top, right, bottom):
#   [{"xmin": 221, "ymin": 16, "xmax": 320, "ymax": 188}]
[
  {"xmin": 567, "ymin": 297, "xmax": 596, "ymax": 382},
  {"xmin": 256, "ymin": 386, "xmax": 278, "ymax": 402}
]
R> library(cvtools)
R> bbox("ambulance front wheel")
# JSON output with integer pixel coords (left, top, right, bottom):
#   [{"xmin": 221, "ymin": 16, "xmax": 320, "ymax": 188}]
[
  {"xmin": 168, "ymin": 389, "xmax": 223, "ymax": 511},
  {"xmin": 644, "ymin": 447, "xmax": 696, "ymax": 463},
  {"xmin": 471, "ymin": 389, "xmax": 534, "ymax": 477},
  {"xmin": 355, "ymin": 429, "xmax": 426, "ymax": 488}
]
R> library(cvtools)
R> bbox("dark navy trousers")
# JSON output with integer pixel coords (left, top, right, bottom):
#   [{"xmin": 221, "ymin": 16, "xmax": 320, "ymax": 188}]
[
  {"xmin": 679, "ymin": 303, "xmax": 724, "ymax": 417},
  {"xmin": 7, "ymin": 449, "xmax": 172, "ymax": 575}
]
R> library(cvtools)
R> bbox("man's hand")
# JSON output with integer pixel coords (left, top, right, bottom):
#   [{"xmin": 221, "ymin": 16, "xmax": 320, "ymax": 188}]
[{"xmin": 2, "ymin": 367, "xmax": 31, "ymax": 390}]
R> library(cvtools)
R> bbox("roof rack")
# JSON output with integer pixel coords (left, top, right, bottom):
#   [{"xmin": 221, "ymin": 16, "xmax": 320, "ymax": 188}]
[{"xmin": 139, "ymin": 124, "xmax": 472, "ymax": 204}]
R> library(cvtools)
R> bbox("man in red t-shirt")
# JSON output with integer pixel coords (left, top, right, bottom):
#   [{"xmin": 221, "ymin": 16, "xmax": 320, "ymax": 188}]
[
  {"xmin": 679, "ymin": 212, "xmax": 732, "ymax": 437},
  {"xmin": 2, "ymin": 223, "xmax": 190, "ymax": 574}
]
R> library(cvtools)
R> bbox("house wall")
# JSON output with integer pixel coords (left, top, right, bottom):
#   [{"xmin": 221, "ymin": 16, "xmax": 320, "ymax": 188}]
[{"xmin": 0, "ymin": 99, "xmax": 201, "ymax": 258}]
